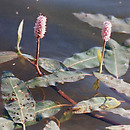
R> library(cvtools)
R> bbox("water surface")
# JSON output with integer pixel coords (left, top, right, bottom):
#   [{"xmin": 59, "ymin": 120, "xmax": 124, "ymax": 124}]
[{"xmin": 0, "ymin": 0, "xmax": 130, "ymax": 130}]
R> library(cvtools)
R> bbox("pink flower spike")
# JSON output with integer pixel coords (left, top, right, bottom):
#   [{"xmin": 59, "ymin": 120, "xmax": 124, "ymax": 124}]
[
  {"xmin": 101, "ymin": 21, "xmax": 112, "ymax": 42},
  {"xmin": 34, "ymin": 15, "xmax": 47, "ymax": 39}
]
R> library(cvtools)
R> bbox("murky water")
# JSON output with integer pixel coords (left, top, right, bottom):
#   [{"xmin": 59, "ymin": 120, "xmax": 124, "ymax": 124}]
[{"xmin": 0, "ymin": 0, "xmax": 130, "ymax": 130}]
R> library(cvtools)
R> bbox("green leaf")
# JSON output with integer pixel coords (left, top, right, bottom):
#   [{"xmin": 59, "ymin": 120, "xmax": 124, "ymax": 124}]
[
  {"xmin": 123, "ymin": 47, "xmax": 130, "ymax": 60},
  {"xmin": 94, "ymin": 72, "xmax": 130, "ymax": 98},
  {"xmin": 26, "ymin": 71, "xmax": 86, "ymax": 88},
  {"xmin": 97, "ymin": 49, "xmax": 102, "ymax": 65},
  {"xmin": 1, "ymin": 71, "xmax": 36, "ymax": 125},
  {"xmin": 72, "ymin": 97, "xmax": 121, "ymax": 114},
  {"xmin": 63, "ymin": 47, "xmax": 102, "ymax": 69},
  {"xmin": 17, "ymin": 19, "xmax": 24, "ymax": 53},
  {"xmin": 0, "ymin": 51, "xmax": 18, "ymax": 64},
  {"xmin": 105, "ymin": 108, "xmax": 130, "ymax": 120},
  {"xmin": 43, "ymin": 121, "xmax": 60, "ymax": 130},
  {"xmin": 104, "ymin": 39, "xmax": 129, "ymax": 78},
  {"xmin": 0, "ymin": 117, "xmax": 15, "ymax": 130},
  {"xmin": 60, "ymin": 109, "xmax": 73, "ymax": 123},
  {"xmin": 36, "ymin": 100, "xmax": 61, "ymax": 119},
  {"xmin": 106, "ymin": 125, "xmax": 130, "ymax": 130},
  {"xmin": 39, "ymin": 58, "xmax": 68, "ymax": 73},
  {"xmin": 73, "ymin": 12, "xmax": 130, "ymax": 34},
  {"xmin": 2, "ymin": 109, "xmax": 39, "ymax": 129}
]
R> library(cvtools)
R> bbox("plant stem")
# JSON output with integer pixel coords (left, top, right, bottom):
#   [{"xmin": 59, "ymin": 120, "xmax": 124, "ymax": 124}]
[
  {"xmin": 52, "ymin": 86, "xmax": 77, "ymax": 105},
  {"xmin": 35, "ymin": 38, "xmax": 77, "ymax": 105},
  {"xmin": 23, "ymin": 123, "xmax": 26, "ymax": 130},
  {"xmin": 36, "ymin": 38, "xmax": 43, "ymax": 76},
  {"xmin": 99, "ymin": 40, "xmax": 106, "ymax": 73}
]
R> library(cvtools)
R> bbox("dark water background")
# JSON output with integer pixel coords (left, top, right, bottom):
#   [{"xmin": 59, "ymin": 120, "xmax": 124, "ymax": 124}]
[{"xmin": 0, "ymin": 0, "xmax": 130, "ymax": 130}]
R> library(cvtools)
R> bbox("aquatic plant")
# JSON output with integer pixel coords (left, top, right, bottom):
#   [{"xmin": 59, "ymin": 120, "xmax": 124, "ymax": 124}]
[{"xmin": 0, "ymin": 14, "xmax": 129, "ymax": 130}]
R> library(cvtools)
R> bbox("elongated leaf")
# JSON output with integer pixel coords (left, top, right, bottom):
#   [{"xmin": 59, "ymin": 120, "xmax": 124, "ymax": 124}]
[
  {"xmin": 105, "ymin": 108, "xmax": 130, "ymax": 120},
  {"xmin": 17, "ymin": 19, "xmax": 24, "ymax": 52},
  {"xmin": 0, "ymin": 117, "xmax": 15, "ymax": 130},
  {"xmin": 106, "ymin": 125, "xmax": 130, "ymax": 130},
  {"xmin": 1, "ymin": 71, "xmax": 36, "ymax": 125},
  {"xmin": 94, "ymin": 72, "xmax": 130, "ymax": 98},
  {"xmin": 0, "ymin": 51, "xmax": 18, "ymax": 64},
  {"xmin": 104, "ymin": 39, "xmax": 129, "ymax": 78},
  {"xmin": 26, "ymin": 71, "xmax": 86, "ymax": 88},
  {"xmin": 43, "ymin": 121, "xmax": 60, "ymax": 130},
  {"xmin": 39, "ymin": 58, "xmax": 68, "ymax": 73},
  {"xmin": 36, "ymin": 100, "xmax": 61, "ymax": 119},
  {"xmin": 72, "ymin": 97, "xmax": 121, "ymax": 114},
  {"xmin": 63, "ymin": 47, "xmax": 102, "ymax": 69},
  {"xmin": 73, "ymin": 12, "xmax": 130, "ymax": 34}
]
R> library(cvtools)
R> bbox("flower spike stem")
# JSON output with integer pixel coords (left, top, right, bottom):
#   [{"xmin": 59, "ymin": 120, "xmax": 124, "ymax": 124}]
[
  {"xmin": 35, "ymin": 37, "xmax": 43, "ymax": 76},
  {"xmin": 99, "ymin": 40, "xmax": 106, "ymax": 73}
]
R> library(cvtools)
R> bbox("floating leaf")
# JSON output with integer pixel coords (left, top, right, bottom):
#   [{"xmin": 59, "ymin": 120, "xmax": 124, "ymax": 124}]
[
  {"xmin": 106, "ymin": 125, "xmax": 130, "ymax": 130},
  {"xmin": 105, "ymin": 108, "xmax": 130, "ymax": 120},
  {"xmin": 94, "ymin": 72, "xmax": 130, "ymax": 98},
  {"xmin": 36, "ymin": 100, "xmax": 61, "ymax": 119},
  {"xmin": 21, "ymin": 53, "xmax": 35, "ymax": 60},
  {"xmin": 72, "ymin": 97, "xmax": 121, "ymax": 114},
  {"xmin": 2, "ymin": 109, "xmax": 39, "ymax": 130},
  {"xmin": 0, "ymin": 117, "xmax": 15, "ymax": 130},
  {"xmin": 43, "ymin": 121, "xmax": 60, "ymax": 130},
  {"xmin": 60, "ymin": 109, "xmax": 73, "ymax": 123},
  {"xmin": 39, "ymin": 58, "xmax": 68, "ymax": 73},
  {"xmin": 73, "ymin": 12, "xmax": 130, "ymax": 34},
  {"xmin": 17, "ymin": 19, "xmax": 24, "ymax": 53},
  {"xmin": 1, "ymin": 71, "xmax": 36, "ymax": 125},
  {"xmin": 104, "ymin": 39, "xmax": 129, "ymax": 78},
  {"xmin": 0, "ymin": 51, "xmax": 18, "ymax": 64},
  {"xmin": 63, "ymin": 47, "xmax": 102, "ymax": 69},
  {"xmin": 26, "ymin": 71, "xmax": 86, "ymax": 88}
]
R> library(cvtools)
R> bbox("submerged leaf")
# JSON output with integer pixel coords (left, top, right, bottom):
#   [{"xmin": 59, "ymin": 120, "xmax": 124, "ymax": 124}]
[
  {"xmin": 104, "ymin": 39, "xmax": 129, "ymax": 78},
  {"xmin": 73, "ymin": 12, "xmax": 130, "ymax": 34},
  {"xmin": 60, "ymin": 109, "xmax": 73, "ymax": 123},
  {"xmin": 43, "ymin": 121, "xmax": 60, "ymax": 130},
  {"xmin": 0, "ymin": 117, "xmax": 15, "ymax": 130},
  {"xmin": 39, "ymin": 58, "xmax": 68, "ymax": 73},
  {"xmin": 93, "ymin": 79, "xmax": 99, "ymax": 90},
  {"xmin": 26, "ymin": 71, "xmax": 86, "ymax": 88},
  {"xmin": 1, "ymin": 71, "xmax": 36, "ymax": 124},
  {"xmin": 106, "ymin": 125, "xmax": 130, "ymax": 130},
  {"xmin": 63, "ymin": 47, "xmax": 102, "ymax": 69},
  {"xmin": 0, "ymin": 51, "xmax": 18, "ymax": 64},
  {"xmin": 94, "ymin": 73, "xmax": 130, "ymax": 98},
  {"xmin": 72, "ymin": 97, "xmax": 120, "ymax": 114},
  {"xmin": 36, "ymin": 100, "xmax": 61, "ymax": 119}
]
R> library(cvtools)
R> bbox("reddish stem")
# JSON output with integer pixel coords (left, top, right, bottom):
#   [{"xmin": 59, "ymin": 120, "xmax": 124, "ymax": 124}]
[
  {"xmin": 36, "ymin": 38, "xmax": 43, "ymax": 76},
  {"xmin": 52, "ymin": 86, "xmax": 77, "ymax": 105},
  {"xmin": 99, "ymin": 40, "xmax": 106, "ymax": 73}
]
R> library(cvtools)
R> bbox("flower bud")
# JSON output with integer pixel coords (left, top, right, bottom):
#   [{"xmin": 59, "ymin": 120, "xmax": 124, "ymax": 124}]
[
  {"xmin": 101, "ymin": 21, "xmax": 112, "ymax": 42},
  {"xmin": 34, "ymin": 15, "xmax": 47, "ymax": 39}
]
